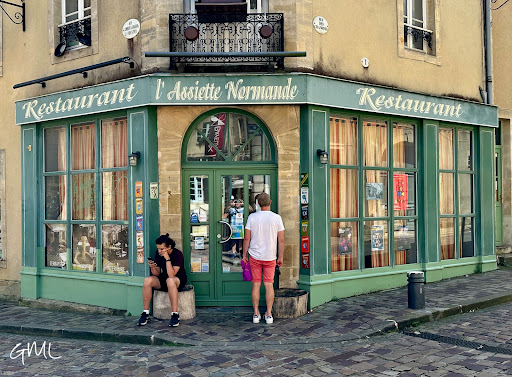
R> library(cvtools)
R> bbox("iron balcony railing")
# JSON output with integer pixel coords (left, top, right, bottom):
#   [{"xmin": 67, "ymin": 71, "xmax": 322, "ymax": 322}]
[
  {"xmin": 404, "ymin": 24, "xmax": 433, "ymax": 50},
  {"xmin": 169, "ymin": 13, "xmax": 284, "ymax": 68}
]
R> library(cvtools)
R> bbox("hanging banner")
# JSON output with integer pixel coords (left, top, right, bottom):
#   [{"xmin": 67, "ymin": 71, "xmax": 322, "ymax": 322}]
[
  {"xmin": 205, "ymin": 113, "xmax": 226, "ymax": 157},
  {"xmin": 393, "ymin": 174, "xmax": 409, "ymax": 210}
]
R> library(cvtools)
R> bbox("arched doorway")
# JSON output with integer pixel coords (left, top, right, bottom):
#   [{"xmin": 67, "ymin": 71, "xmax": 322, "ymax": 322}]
[{"xmin": 182, "ymin": 109, "xmax": 278, "ymax": 306}]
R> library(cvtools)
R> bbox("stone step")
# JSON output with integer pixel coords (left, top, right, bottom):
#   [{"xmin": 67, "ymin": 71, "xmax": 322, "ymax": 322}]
[
  {"xmin": 498, "ymin": 252, "xmax": 512, "ymax": 266},
  {"xmin": 497, "ymin": 245, "xmax": 512, "ymax": 255}
]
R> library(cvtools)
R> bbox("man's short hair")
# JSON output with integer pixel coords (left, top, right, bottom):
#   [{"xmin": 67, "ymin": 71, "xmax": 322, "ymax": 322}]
[{"xmin": 257, "ymin": 192, "xmax": 271, "ymax": 207}]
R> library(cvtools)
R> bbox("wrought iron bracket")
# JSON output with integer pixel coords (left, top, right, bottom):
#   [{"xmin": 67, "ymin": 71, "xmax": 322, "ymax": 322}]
[{"xmin": 0, "ymin": 0, "xmax": 25, "ymax": 31}]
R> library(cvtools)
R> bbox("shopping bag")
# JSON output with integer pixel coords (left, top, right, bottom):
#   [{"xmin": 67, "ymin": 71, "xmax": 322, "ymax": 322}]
[{"xmin": 241, "ymin": 259, "xmax": 252, "ymax": 281}]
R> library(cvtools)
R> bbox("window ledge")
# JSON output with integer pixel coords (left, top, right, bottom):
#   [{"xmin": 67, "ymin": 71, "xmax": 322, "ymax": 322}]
[{"xmin": 399, "ymin": 43, "xmax": 441, "ymax": 66}]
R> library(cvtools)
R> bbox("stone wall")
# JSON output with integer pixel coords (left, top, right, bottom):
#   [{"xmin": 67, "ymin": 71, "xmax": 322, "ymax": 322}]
[{"xmin": 157, "ymin": 105, "xmax": 300, "ymax": 288}]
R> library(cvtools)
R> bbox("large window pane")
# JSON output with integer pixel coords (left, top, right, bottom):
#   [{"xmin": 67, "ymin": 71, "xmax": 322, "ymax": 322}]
[
  {"xmin": 331, "ymin": 169, "xmax": 358, "ymax": 218},
  {"xmin": 102, "ymin": 225, "xmax": 128, "ymax": 274},
  {"xmin": 101, "ymin": 118, "xmax": 127, "ymax": 168},
  {"xmin": 72, "ymin": 224, "xmax": 96, "ymax": 271},
  {"xmin": 440, "ymin": 218, "xmax": 455, "ymax": 260},
  {"xmin": 102, "ymin": 171, "xmax": 128, "ymax": 221},
  {"xmin": 394, "ymin": 219, "xmax": 417, "ymax": 265},
  {"xmin": 44, "ymin": 127, "xmax": 66, "ymax": 172},
  {"xmin": 439, "ymin": 173, "xmax": 454, "ymax": 215},
  {"xmin": 393, "ymin": 173, "xmax": 416, "ymax": 217},
  {"xmin": 331, "ymin": 222, "xmax": 358, "ymax": 272},
  {"xmin": 45, "ymin": 176, "xmax": 67, "ymax": 220},
  {"xmin": 458, "ymin": 130, "xmax": 473, "ymax": 171},
  {"xmin": 364, "ymin": 171, "xmax": 388, "ymax": 217},
  {"xmin": 72, "ymin": 173, "xmax": 96, "ymax": 220},
  {"xmin": 364, "ymin": 221, "xmax": 389, "ymax": 268},
  {"xmin": 187, "ymin": 124, "xmax": 225, "ymax": 162},
  {"xmin": 45, "ymin": 224, "xmax": 67, "ymax": 269},
  {"xmin": 459, "ymin": 174, "xmax": 473, "ymax": 215},
  {"xmin": 330, "ymin": 116, "xmax": 358, "ymax": 165},
  {"xmin": 460, "ymin": 217, "xmax": 474, "ymax": 258},
  {"xmin": 72, "ymin": 123, "xmax": 95, "ymax": 170},
  {"xmin": 439, "ymin": 128, "xmax": 453, "ymax": 170},
  {"xmin": 190, "ymin": 175, "xmax": 210, "ymax": 273},
  {"xmin": 364, "ymin": 120, "xmax": 388, "ymax": 167},
  {"xmin": 393, "ymin": 123, "xmax": 415, "ymax": 168},
  {"xmin": 232, "ymin": 127, "xmax": 271, "ymax": 162}
]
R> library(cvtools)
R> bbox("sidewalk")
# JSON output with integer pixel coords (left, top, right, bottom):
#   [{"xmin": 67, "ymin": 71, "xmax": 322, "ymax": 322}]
[{"xmin": 2, "ymin": 268, "xmax": 512, "ymax": 348}]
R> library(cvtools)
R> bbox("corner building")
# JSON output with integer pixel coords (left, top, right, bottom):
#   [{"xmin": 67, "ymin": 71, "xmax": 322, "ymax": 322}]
[{"xmin": 4, "ymin": 0, "xmax": 497, "ymax": 312}]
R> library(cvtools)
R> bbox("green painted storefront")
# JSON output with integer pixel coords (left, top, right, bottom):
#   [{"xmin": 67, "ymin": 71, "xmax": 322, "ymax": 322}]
[{"xmin": 16, "ymin": 73, "xmax": 498, "ymax": 313}]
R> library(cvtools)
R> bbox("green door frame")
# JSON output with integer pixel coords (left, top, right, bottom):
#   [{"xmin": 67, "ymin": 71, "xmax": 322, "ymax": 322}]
[
  {"xmin": 182, "ymin": 167, "xmax": 278, "ymax": 306},
  {"xmin": 496, "ymin": 146, "xmax": 503, "ymax": 246}
]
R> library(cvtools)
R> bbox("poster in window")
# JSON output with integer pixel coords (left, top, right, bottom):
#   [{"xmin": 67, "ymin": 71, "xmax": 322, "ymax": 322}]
[
  {"xmin": 150, "ymin": 182, "xmax": 158, "ymax": 199},
  {"xmin": 231, "ymin": 224, "xmax": 244, "ymax": 239},
  {"xmin": 136, "ymin": 232, "xmax": 144, "ymax": 247},
  {"xmin": 136, "ymin": 248, "xmax": 144, "ymax": 264},
  {"xmin": 201, "ymin": 256, "xmax": 209, "ymax": 272},
  {"xmin": 205, "ymin": 113, "xmax": 226, "ymax": 157},
  {"xmin": 135, "ymin": 181, "xmax": 143, "ymax": 198},
  {"xmin": 371, "ymin": 225, "xmax": 385, "ymax": 251},
  {"xmin": 194, "ymin": 236, "xmax": 205, "ymax": 250},
  {"xmin": 301, "ymin": 254, "xmax": 310, "ymax": 269},
  {"xmin": 191, "ymin": 257, "xmax": 201, "ymax": 272},
  {"xmin": 396, "ymin": 225, "xmax": 410, "ymax": 251},
  {"xmin": 338, "ymin": 227, "xmax": 353, "ymax": 255},
  {"xmin": 301, "ymin": 236, "xmax": 310, "ymax": 254},
  {"xmin": 301, "ymin": 205, "xmax": 309, "ymax": 220},
  {"xmin": 366, "ymin": 182, "xmax": 383, "ymax": 200},
  {"xmin": 135, "ymin": 198, "xmax": 143, "ymax": 214},
  {"xmin": 136, "ymin": 215, "xmax": 143, "ymax": 231},
  {"xmin": 300, "ymin": 221, "xmax": 309, "ymax": 237},
  {"xmin": 393, "ymin": 174, "xmax": 409, "ymax": 210},
  {"xmin": 301, "ymin": 187, "xmax": 309, "ymax": 204}
]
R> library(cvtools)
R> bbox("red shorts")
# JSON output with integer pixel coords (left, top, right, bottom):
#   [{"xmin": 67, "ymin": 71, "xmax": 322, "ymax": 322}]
[{"xmin": 249, "ymin": 258, "xmax": 276, "ymax": 283}]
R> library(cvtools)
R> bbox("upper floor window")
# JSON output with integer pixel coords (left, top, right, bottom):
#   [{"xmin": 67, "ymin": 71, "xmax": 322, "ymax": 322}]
[
  {"xmin": 403, "ymin": 0, "xmax": 434, "ymax": 55},
  {"xmin": 188, "ymin": 0, "xmax": 268, "ymax": 14},
  {"xmin": 58, "ymin": 0, "xmax": 92, "ymax": 52}
]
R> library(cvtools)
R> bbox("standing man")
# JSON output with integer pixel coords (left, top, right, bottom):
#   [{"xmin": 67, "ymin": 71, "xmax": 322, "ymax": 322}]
[
  {"xmin": 242, "ymin": 192, "xmax": 285, "ymax": 324},
  {"xmin": 137, "ymin": 234, "xmax": 187, "ymax": 327}
]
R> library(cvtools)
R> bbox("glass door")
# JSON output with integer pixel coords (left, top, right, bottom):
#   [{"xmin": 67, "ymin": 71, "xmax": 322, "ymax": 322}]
[{"xmin": 183, "ymin": 169, "xmax": 275, "ymax": 305}]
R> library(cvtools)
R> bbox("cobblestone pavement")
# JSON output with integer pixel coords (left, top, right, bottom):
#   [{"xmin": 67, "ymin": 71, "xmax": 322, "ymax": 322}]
[
  {"xmin": 407, "ymin": 300, "xmax": 512, "ymax": 350},
  {"xmin": 1, "ymin": 269, "xmax": 512, "ymax": 347},
  {"xmin": 3, "ymin": 326, "xmax": 512, "ymax": 376}
]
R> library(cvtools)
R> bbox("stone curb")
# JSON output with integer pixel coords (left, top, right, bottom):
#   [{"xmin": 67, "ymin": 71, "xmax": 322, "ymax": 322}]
[{"xmin": 2, "ymin": 291, "xmax": 512, "ymax": 348}]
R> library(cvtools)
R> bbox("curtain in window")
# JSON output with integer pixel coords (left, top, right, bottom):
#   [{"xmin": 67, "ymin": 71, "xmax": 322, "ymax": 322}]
[
  {"xmin": 330, "ymin": 117, "xmax": 358, "ymax": 272},
  {"xmin": 58, "ymin": 128, "xmax": 67, "ymax": 219},
  {"xmin": 364, "ymin": 121, "xmax": 388, "ymax": 267},
  {"xmin": 439, "ymin": 129, "xmax": 455, "ymax": 260},
  {"xmin": 72, "ymin": 123, "xmax": 96, "ymax": 220},
  {"xmin": 102, "ymin": 119, "xmax": 128, "ymax": 221}
]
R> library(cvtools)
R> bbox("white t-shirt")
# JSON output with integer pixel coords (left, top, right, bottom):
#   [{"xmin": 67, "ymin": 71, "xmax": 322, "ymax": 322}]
[{"xmin": 245, "ymin": 210, "xmax": 285, "ymax": 261}]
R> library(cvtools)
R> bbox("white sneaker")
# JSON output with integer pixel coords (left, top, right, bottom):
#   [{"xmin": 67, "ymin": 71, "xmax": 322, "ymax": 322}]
[
  {"xmin": 253, "ymin": 314, "xmax": 261, "ymax": 324},
  {"xmin": 265, "ymin": 315, "xmax": 273, "ymax": 324}
]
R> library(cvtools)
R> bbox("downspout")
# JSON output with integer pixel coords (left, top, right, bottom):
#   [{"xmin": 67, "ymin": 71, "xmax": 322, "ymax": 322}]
[{"xmin": 484, "ymin": 0, "xmax": 493, "ymax": 104}]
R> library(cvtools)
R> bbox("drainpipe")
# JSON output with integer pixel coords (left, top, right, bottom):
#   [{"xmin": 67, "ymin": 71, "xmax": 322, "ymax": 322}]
[{"xmin": 484, "ymin": 0, "xmax": 493, "ymax": 105}]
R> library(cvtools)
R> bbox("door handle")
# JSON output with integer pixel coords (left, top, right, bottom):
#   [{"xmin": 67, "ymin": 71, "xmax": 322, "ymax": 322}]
[{"xmin": 218, "ymin": 220, "xmax": 233, "ymax": 244}]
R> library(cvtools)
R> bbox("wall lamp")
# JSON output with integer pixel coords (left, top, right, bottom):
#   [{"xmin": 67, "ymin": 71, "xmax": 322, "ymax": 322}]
[
  {"xmin": 317, "ymin": 149, "xmax": 329, "ymax": 164},
  {"xmin": 128, "ymin": 151, "xmax": 141, "ymax": 166}
]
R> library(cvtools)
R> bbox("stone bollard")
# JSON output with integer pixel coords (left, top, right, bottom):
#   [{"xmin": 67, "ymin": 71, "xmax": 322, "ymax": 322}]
[
  {"xmin": 153, "ymin": 284, "xmax": 196, "ymax": 320},
  {"xmin": 407, "ymin": 271, "xmax": 425, "ymax": 309}
]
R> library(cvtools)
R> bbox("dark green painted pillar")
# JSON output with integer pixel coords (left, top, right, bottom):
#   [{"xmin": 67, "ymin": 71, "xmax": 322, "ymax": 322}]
[
  {"xmin": 304, "ymin": 107, "xmax": 330, "ymax": 276},
  {"xmin": 21, "ymin": 125, "xmax": 39, "ymax": 298},
  {"xmin": 477, "ymin": 128, "xmax": 495, "ymax": 257},
  {"xmin": 422, "ymin": 120, "xmax": 439, "ymax": 265}
]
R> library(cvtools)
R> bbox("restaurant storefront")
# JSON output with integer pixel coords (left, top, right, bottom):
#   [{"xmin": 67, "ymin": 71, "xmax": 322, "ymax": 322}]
[{"xmin": 16, "ymin": 73, "xmax": 497, "ymax": 313}]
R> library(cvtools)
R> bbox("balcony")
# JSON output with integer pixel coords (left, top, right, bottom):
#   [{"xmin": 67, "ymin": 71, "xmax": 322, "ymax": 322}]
[{"xmin": 168, "ymin": 13, "xmax": 284, "ymax": 69}]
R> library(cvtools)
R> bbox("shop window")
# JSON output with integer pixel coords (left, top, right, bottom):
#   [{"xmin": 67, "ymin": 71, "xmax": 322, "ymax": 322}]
[
  {"xmin": 186, "ymin": 112, "xmax": 272, "ymax": 163},
  {"xmin": 439, "ymin": 128, "xmax": 474, "ymax": 259},
  {"xmin": 187, "ymin": 0, "xmax": 268, "ymax": 14},
  {"xmin": 329, "ymin": 116, "xmax": 418, "ymax": 272},
  {"xmin": 43, "ymin": 117, "xmax": 128, "ymax": 274},
  {"xmin": 0, "ymin": 149, "xmax": 5, "ymax": 265}
]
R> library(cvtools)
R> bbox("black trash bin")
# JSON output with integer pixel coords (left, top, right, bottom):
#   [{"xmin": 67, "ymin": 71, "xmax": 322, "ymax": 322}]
[{"xmin": 407, "ymin": 271, "xmax": 425, "ymax": 309}]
